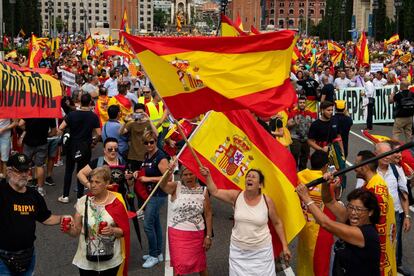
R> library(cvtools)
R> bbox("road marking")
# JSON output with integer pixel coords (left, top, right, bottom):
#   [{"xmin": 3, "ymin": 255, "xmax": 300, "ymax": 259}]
[{"xmin": 350, "ymin": 130, "xmax": 375, "ymax": 145}]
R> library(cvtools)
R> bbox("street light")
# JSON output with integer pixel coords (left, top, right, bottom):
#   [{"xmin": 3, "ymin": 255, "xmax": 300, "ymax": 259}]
[
  {"xmin": 327, "ymin": 6, "xmax": 333, "ymax": 39},
  {"xmin": 372, "ymin": 0, "xmax": 379, "ymax": 40},
  {"xmin": 9, "ymin": 0, "xmax": 16, "ymax": 49},
  {"xmin": 299, "ymin": 14, "xmax": 304, "ymax": 34},
  {"xmin": 48, "ymin": 0, "xmax": 53, "ymax": 37},
  {"xmin": 340, "ymin": 0, "xmax": 346, "ymax": 42},
  {"xmin": 72, "ymin": 7, "xmax": 76, "ymax": 34},
  {"xmin": 395, "ymin": 0, "xmax": 402, "ymax": 34},
  {"xmin": 37, "ymin": 1, "xmax": 42, "ymax": 36},
  {"xmin": 286, "ymin": 16, "xmax": 289, "ymax": 30}
]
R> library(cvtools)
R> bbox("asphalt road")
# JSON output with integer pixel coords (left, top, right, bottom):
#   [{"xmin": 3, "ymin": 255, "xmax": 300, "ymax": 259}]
[{"xmin": 32, "ymin": 123, "xmax": 414, "ymax": 276}]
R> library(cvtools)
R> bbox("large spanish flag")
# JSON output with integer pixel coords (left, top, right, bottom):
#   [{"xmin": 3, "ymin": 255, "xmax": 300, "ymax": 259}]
[
  {"xmin": 119, "ymin": 8, "xmax": 130, "ymax": 45},
  {"xmin": 356, "ymin": 31, "xmax": 369, "ymax": 67},
  {"xmin": 297, "ymin": 169, "xmax": 335, "ymax": 276},
  {"xmin": 221, "ymin": 14, "xmax": 246, "ymax": 37},
  {"xmin": 123, "ymin": 31, "xmax": 297, "ymax": 118},
  {"xmin": 0, "ymin": 61, "xmax": 62, "ymax": 118},
  {"xmin": 178, "ymin": 110, "xmax": 305, "ymax": 254}
]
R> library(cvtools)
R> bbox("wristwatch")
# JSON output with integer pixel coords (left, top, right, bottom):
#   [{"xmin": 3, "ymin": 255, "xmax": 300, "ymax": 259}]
[
  {"xmin": 205, "ymin": 235, "xmax": 212, "ymax": 240},
  {"xmin": 405, "ymin": 214, "xmax": 412, "ymax": 220}
]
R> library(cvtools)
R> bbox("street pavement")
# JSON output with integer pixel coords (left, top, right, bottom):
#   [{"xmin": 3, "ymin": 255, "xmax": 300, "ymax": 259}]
[{"xmin": 33, "ymin": 123, "xmax": 414, "ymax": 275}]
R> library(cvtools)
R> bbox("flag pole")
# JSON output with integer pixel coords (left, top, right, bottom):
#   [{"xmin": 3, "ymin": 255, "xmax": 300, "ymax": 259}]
[{"xmin": 306, "ymin": 141, "xmax": 414, "ymax": 188}]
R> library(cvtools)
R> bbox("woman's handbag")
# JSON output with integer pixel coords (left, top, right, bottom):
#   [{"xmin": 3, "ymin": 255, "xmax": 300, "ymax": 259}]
[
  {"xmin": 84, "ymin": 196, "xmax": 115, "ymax": 262},
  {"xmin": 0, "ymin": 247, "xmax": 34, "ymax": 273}
]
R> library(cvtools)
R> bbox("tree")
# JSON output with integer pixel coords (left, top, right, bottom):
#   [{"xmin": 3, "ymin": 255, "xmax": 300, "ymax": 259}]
[
  {"xmin": 3, "ymin": 0, "xmax": 42, "ymax": 37},
  {"xmin": 401, "ymin": 0, "xmax": 414, "ymax": 41},
  {"xmin": 373, "ymin": 0, "xmax": 386, "ymax": 41},
  {"xmin": 153, "ymin": 8, "xmax": 168, "ymax": 31},
  {"xmin": 54, "ymin": 16, "xmax": 64, "ymax": 33}
]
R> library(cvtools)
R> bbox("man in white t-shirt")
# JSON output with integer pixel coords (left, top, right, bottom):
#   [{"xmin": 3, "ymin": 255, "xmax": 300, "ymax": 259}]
[
  {"xmin": 372, "ymin": 71, "xmax": 387, "ymax": 87},
  {"xmin": 334, "ymin": 71, "xmax": 352, "ymax": 89},
  {"xmin": 103, "ymin": 70, "xmax": 119, "ymax": 97}
]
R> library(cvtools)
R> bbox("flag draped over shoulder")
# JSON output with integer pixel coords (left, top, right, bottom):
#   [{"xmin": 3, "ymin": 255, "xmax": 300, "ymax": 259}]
[
  {"xmin": 123, "ymin": 31, "xmax": 297, "ymax": 118},
  {"xmin": 178, "ymin": 110, "xmax": 305, "ymax": 254},
  {"xmin": 220, "ymin": 14, "xmax": 246, "ymax": 37},
  {"xmin": 0, "ymin": 61, "xmax": 62, "ymax": 118}
]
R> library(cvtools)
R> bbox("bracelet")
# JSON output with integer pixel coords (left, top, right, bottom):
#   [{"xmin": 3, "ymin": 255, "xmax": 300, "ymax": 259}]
[
  {"xmin": 306, "ymin": 201, "xmax": 315, "ymax": 207},
  {"xmin": 205, "ymin": 235, "xmax": 212, "ymax": 240},
  {"xmin": 405, "ymin": 214, "xmax": 412, "ymax": 219}
]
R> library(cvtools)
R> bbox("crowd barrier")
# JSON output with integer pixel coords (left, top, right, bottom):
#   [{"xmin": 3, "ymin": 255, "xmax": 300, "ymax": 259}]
[{"xmin": 336, "ymin": 85, "xmax": 398, "ymax": 124}]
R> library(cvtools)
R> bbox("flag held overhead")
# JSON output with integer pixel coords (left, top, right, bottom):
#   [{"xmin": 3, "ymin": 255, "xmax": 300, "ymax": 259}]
[{"xmin": 123, "ymin": 31, "xmax": 297, "ymax": 118}]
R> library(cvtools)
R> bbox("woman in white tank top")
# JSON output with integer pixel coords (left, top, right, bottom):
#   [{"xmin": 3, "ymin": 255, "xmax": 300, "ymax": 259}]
[{"xmin": 200, "ymin": 167, "xmax": 291, "ymax": 276}]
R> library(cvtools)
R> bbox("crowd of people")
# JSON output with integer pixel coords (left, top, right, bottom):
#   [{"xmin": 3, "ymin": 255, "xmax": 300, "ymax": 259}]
[{"xmin": 0, "ymin": 33, "xmax": 414, "ymax": 276}]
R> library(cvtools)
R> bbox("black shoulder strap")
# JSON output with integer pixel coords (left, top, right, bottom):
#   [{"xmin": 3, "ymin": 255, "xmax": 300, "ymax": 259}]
[
  {"xmin": 84, "ymin": 196, "xmax": 89, "ymax": 241},
  {"xmin": 390, "ymin": 164, "xmax": 400, "ymax": 182}
]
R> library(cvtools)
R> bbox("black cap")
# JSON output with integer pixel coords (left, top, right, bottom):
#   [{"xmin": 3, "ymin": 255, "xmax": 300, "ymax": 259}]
[{"xmin": 7, "ymin": 153, "xmax": 32, "ymax": 172}]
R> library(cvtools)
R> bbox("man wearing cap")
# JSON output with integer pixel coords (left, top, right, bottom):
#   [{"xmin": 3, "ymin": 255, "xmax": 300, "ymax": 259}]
[
  {"xmin": 333, "ymin": 100, "xmax": 353, "ymax": 158},
  {"xmin": 0, "ymin": 153, "xmax": 63, "ymax": 275}
]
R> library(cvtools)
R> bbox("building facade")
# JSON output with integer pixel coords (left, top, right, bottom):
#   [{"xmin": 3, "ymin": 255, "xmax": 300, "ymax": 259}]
[
  {"xmin": 353, "ymin": 0, "xmax": 396, "ymax": 35},
  {"xmin": 264, "ymin": 0, "xmax": 326, "ymax": 30},
  {"xmin": 227, "ymin": 0, "xmax": 262, "ymax": 30},
  {"xmin": 41, "ymin": 0, "xmax": 138, "ymax": 35},
  {"xmin": 137, "ymin": 0, "xmax": 154, "ymax": 32}
]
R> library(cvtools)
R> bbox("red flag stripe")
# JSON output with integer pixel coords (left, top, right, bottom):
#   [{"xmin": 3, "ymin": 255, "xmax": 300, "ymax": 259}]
[
  {"xmin": 162, "ymin": 78, "xmax": 296, "ymax": 118},
  {"xmin": 123, "ymin": 31, "xmax": 295, "ymax": 55}
]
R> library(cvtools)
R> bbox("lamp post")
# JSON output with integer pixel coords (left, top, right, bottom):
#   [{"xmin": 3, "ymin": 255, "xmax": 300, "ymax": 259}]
[
  {"xmin": 9, "ymin": 0, "xmax": 16, "ymax": 49},
  {"xmin": 327, "ymin": 6, "xmax": 333, "ymax": 39},
  {"xmin": 394, "ymin": 0, "xmax": 402, "ymax": 34},
  {"xmin": 72, "ymin": 7, "xmax": 76, "ymax": 34},
  {"xmin": 286, "ymin": 16, "xmax": 289, "ymax": 30},
  {"xmin": 217, "ymin": 0, "xmax": 228, "ymax": 35},
  {"xmin": 340, "ymin": 1, "xmax": 346, "ymax": 42},
  {"xmin": 64, "ymin": 4, "xmax": 69, "ymax": 39},
  {"xmin": 48, "ymin": 0, "xmax": 53, "ymax": 37},
  {"xmin": 372, "ymin": 0, "xmax": 378, "ymax": 41},
  {"xmin": 305, "ymin": 0, "xmax": 309, "ymax": 36},
  {"xmin": 299, "ymin": 14, "xmax": 303, "ymax": 34}
]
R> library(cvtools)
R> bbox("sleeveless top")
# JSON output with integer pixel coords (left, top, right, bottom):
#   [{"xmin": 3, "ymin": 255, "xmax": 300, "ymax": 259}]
[
  {"xmin": 231, "ymin": 191, "xmax": 271, "ymax": 250},
  {"xmin": 168, "ymin": 181, "xmax": 206, "ymax": 231}
]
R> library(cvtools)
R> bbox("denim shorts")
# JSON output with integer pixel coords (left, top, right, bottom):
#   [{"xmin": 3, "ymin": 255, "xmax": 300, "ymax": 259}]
[
  {"xmin": 47, "ymin": 137, "xmax": 60, "ymax": 158},
  {"xmin": 0, "ymin": 134, "xmax": 11, "ymax": 162},
  {"xmin": 0, "ymin": 249, "xmax": 35, "ymax": 276},
  {"xmin": 23, "ymin": 143, "xmax": 48, "ymax": 167}
]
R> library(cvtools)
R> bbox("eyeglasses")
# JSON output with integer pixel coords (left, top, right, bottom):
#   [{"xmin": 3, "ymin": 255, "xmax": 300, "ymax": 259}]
[
  {"xmin": 144, "ymin": 140, "xmax": 155, "ymax": 145},
  {"xmin": 346, "ymin": 204, "xmax": 368, "ymax": 215},
  {"xmin": 106, "ymin": 147, "xmax": 118, "ymax": 152}
]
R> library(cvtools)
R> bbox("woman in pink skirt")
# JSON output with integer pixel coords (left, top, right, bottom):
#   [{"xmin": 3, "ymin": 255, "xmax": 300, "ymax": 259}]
[{"xmin": 160, "ymin": 165, "xmax": 213, "ymax": 276}]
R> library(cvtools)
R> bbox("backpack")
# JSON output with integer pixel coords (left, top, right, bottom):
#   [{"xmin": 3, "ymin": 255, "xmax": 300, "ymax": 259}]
[{"xmin": 397, "ymin": 90, "xmax": 414, "ymax": 117}]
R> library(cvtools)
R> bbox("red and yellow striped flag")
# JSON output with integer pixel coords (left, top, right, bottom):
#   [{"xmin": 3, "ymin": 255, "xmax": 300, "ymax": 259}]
[
  {"xmin": 119, "ymin": 8, "xmax": 130, "ymax": 44},
  {"xmin": 297, "ymin": 169, "xmax": 335, "ymax": 276},
  {"xmin": 327, "ymin": 41, "xmax": 344, "ymax": 66},
  {"xmin": 356, "ymin": 31, "xmax": 369, "ymax": 67},
  {"xmin": 123, "ymin": 31, "xmax": 297, "ymax": 118},
  {"xmin": 220, "ymin": 14, "xmax": 246, "ymax": 37},
  {"xmin": 292, "ymin": 45, "xmax": 302, "ymax": 63},
  {"xmin": 28, "ymin": 34, "xmax": 46, "ymax": 68},
  {"xmin": 250, "ymin": 25, "xmax": 261, "ymax": 35},
  {"xmin": 82, "ymin": 35, "xmax": 94, "ymax": 60},
  {"xmin": 235, "ymin": 14, "xmax": 244, "ymax": 31},
  {"xmin": 179, "ymin": 110, "xmax": 305, "ymax": 255}
]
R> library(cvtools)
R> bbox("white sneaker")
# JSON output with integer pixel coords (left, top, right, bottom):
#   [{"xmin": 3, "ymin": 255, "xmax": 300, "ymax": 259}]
[
  {"xmin": 37, "ymin": 187, "xmax": 46, "ymax": 197},
  {"xmin": 142, "ymin": 254, "xmax": 163, "ymax": 262},
  {"xmin": 58, "ymin": 196, "xmax": 69, "ymax": 203},
  {"xmin": 142, "ymin": 256, "xmax": 159, "ymax": 268}
]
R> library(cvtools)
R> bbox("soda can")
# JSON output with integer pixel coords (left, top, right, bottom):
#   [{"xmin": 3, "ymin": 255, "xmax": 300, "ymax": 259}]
[
  {"xmin": 62, "ymin": 216, "xmax": 72, "ymax": 232},
  {"xmin": 99, "ymin": 221, "xmax": 108, "ymax": 234}
]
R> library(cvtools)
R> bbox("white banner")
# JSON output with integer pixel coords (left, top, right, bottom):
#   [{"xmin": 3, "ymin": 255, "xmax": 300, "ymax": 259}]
[
  {"xmin": 61, "ymin": 70, "xmax": 76, "ymax": 88},
  {"xmin": 370, "ymin": 63, "xmax": 384, "ymax": 73},
  {"xmin": 336, "ymin": 85, "xmax": 398, "ymax": 124}
]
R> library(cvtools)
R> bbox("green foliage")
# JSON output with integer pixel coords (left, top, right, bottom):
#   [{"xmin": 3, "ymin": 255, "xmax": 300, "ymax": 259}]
[
  {"xmin": 153, "ymin": 9, "xmax": 168, "ymax": 31},
  {"xmin": 3, "ymin": 0, "xmax": 42, "ymax": 37},
  {"xmin": 315, "ymin": 0, "xmax": 352, "ymax": 41}
]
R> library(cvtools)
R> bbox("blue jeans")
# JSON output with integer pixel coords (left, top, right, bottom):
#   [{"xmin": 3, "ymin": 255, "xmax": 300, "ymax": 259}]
[
  {"xmin": 395, "ymin": 211, "xmax": 403, "ymax": 266},
  {"xmin": 0, "ymin": 252, "xmax": 35, "ymax": 276},
  {"xmin": 144, "ymin": 196, "xmax": 166, "ymax": 257}
]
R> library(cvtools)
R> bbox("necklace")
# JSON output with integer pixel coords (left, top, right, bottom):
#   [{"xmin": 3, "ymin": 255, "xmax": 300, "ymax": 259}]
[{"xmin": 93, "ymin": 191, "xmax": 110, "ymax": 205}]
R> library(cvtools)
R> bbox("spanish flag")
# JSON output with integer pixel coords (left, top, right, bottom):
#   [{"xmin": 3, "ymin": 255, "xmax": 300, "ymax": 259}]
[
  {"xmin": 119, "ymin": 8, "xmax": 130, "ymax": 44},
  {"xmin": 384, "ymin": 34, "xmax": 400, "ymax": 47},
  {"xmin": 4, "ymin": 50, "xmax": 17, "ymax": 60},
  {"xmin": 178, "ymin": 110, "xmax": 305, "ymax": 255},
  {"xmin": 292, "ymin": 45, "xmax": 302, "ymax": 64},
  {"xmin": 123, "ymin": 31, "xmax": 297, "ymax": 118},
  {"xmin": 103, "ymin": 45, "xmax": 133, "ymax": 59},
  {"xmin": 356, "ymin": 31, "xmax": 369, "ymax": 67},
  {"xmin": 250, "ymin": 25, "xmax": 261, "ymax": 35},
  {"xmin": 82, "ymin": 35, "xmax": 94, "ymax": 60},
  {"xmin": 220, "ymin": 14, "xmax": 246, "ymax": 37},
  {"xmin": 235, "ymin": 14, "xmax": 244, "ymax": 31},
  {"xmin": 297, "ymin": 169, "xmax": 335, "ymax": 276},
  {"xmin": 28, "ymin": 34, "xmax": 45, "ymax": 68}
]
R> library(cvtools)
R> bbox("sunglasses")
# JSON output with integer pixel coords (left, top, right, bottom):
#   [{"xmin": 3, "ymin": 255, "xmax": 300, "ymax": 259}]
[
  {"xmin": 143, "ymin": 91, "xmax": 151, "ymax": 94},
  {"xmin": 144, "ymin": 140, "xmax": 155, "ymax": 145},
  {"xmin": 106, "ymin": 147, "xmax": 119, "ymax": 152}
]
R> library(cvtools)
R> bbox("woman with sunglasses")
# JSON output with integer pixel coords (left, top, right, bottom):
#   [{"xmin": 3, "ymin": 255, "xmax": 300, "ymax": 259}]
[
  {"xmin": 138, "ymin": 130, "xmax": 169, "ymax": 269},
  {"xmin": 296, "ymin": 180, "xmax": 381, "ymax": 276}
]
